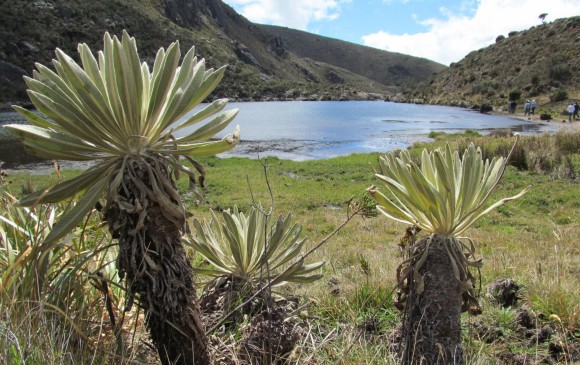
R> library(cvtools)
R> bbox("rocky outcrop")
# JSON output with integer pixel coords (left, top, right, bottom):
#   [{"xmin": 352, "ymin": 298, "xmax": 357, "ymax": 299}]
[
  {"xmin": 235, "ymin": 43, "xmax": 260, "ymax": 67},
  {"xmin": 161, "ymin": 0, "xmax": 230, "ymax": 30},
  {"xmin": 268, "ymin": 36, "xmax": 286, "ymax": 57},
  {"xmin": 325, "ymin": 70, "xmax": 344, "ymax": 84}
]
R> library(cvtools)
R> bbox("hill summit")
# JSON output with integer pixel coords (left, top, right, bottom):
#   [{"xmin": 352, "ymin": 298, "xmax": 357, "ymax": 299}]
[{"xmin": 408, "ymin": 16, "xmax": 580, "ymax": 110}]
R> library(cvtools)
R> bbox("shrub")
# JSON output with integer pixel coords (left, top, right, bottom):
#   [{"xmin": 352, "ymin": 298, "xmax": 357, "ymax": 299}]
[
  {"xmin": 550, "ymin": 89, "xmax": 569, "ymax": 102},
  {"xmin": 508, "ymin": 30, "xmax": 519, "ymax": 37},
  {"xmin": 549, "ymin": 64, "xmax": 572, "ymax": 81},
  {"xmin": 508, "ymin": 89, "xmax": 522, "ymax": 101},
  {"xmin": 495, "ymin": 35, "xmax": 505, "ymax": 43}
]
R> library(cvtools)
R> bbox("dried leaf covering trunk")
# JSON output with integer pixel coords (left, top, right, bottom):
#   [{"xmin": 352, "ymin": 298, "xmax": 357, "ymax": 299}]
[
  {"xmin": 402, "ymin": 235, "xmax": 464, "ymax": 365},
  {"xmin": 107, "ymin": 159, "xmax": 210, "ymax": 365}
]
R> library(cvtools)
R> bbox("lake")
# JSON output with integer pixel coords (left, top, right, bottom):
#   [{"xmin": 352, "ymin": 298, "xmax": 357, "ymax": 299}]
[
  {"xmin": 0, "ymin": 101, "xmax": 553, "ymax": 170},
  {"xmin": 184, "ymin": 101, "xmax": 550, "ymax": 160}
]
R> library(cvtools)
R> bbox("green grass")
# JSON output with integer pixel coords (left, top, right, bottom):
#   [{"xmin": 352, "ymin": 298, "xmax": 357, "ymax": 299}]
[{"xmin": 1, "ymin": 132, "xmax": 579, "ymax": 364}]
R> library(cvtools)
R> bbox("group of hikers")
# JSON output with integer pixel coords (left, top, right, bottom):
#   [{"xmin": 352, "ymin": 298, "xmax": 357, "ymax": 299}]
[
  {"xmin": 566, "ymin": 102, "xmax": 579, "ymax": 122},
  {"xmin": 508, "ymin": 99, "xmax": 579, "ymax": 122},
  {"xmin": 508, "ymin": 99, "xmax": 538, "ymax": 115}
]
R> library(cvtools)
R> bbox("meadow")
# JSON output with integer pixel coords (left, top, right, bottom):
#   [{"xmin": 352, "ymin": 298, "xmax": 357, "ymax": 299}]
[{"xmin": 1, "ymin": 131, "xmax": 578, "ymax": 364}]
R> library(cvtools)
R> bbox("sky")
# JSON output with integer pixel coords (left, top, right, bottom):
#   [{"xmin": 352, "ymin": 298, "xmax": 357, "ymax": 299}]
[{"xmin": 220, "ymin": 0, "xmax": 580, "ymax": 65}]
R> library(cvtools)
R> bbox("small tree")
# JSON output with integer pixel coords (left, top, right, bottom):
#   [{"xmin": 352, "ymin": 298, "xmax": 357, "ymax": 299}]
[
  {"xmin": 368, "ymin": 141, "xmax": 529, "ymax": 364},
  {"xmin": 539, "ymin": 13, "xmax": 548, "ymax": 23}
]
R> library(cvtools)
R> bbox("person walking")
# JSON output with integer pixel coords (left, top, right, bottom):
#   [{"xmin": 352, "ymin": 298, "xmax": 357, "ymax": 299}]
[
  {"xmin": 567, "ymin": 103, "xmax": 575, "ymax": 122},
  {"xmin": 531, "ymin": 100, "xmax": 537, "ymax": 115},
  {"xmin": 524, "ymin": 100, "xmax": 531, "ymax": 116},
  {"xmin": 574, "ymin": 102, "xmax": 579, "ymax": 120}
]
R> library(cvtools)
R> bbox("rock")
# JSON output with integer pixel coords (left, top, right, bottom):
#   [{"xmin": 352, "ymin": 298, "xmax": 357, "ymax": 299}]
[
  {"xmin": 0, "ymin": 61, "xmax": 27, "ymax": 81},
  {"xmin": 161, "ymin": 0, "xmax": 229, "ymax": 30},
  {"xmin": 33, "ymin": 0, "xmax": 54, "ymax": 10},
  {"xmin": 325, "ymin": 70, "xmax": 344, "ymax": 84},
  {"xmin": 235, "ymin": 43, "xmax": 259, "ymax": 67},
  {"xmin": 268, "ymin": 36, "xmax": 286, "ymax": 57},
  {"xmin": 53, "ymin": 4, "xmax": 76, "ymax": 18},
  {"xmin": 17, "ymin": 41, "xmax": 38, "ymax": 55}
]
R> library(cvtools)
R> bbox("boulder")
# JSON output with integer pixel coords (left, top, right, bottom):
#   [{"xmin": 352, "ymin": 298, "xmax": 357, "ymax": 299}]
[{"xmin": 17, "ymin": 41, "xmax": 38, "ymax": 55}]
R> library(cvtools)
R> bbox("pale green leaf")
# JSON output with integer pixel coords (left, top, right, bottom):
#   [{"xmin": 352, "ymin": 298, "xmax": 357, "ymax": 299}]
[{"xmin": 43, "ymin": 177, "xmax": 108, "ymax": 245}]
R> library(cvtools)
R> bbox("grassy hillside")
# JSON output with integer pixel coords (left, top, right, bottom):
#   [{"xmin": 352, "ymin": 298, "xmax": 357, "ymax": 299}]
[
  {"xmin": 0, "ymin": 0, "xmax": 444, "ymax": 105},
  {"xmin": 409, "ymin": 16, "xmax": 580, "ymax": 110}
]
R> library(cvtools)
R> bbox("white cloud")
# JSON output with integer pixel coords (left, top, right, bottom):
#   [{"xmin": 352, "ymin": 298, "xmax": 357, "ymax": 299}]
[
  {"xmin": 223, "ymin": 0, "xmax": 344, "ymax": 30},
  {"xmin": 362, "ymin": 0, "xmax": 580, "ymax": 65}
]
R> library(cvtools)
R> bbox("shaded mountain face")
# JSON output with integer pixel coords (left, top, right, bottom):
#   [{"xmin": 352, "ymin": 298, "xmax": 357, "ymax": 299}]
[
  {"xmin": 410, "ymin": 16, "xmax": 580, "ymax": 108},
  {"xmin": 258, "ymin": 25, "xmax": 445, "ymax": 88},
  {"xmin": 0, "ymin": 0, "xmax": 445, "ymax": 105}
]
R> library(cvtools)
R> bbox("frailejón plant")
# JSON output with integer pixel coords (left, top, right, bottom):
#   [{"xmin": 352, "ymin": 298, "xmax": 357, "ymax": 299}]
[
  {"xmin": 186, "ymin": 205, "xmax": 324, "ymax": 287},
  {"xmin": 5, "ymin": 31, "xmax": 239, "ymax": 365},
  {"xmin": 367, "ymin": 141, "xmax": 529, "ymax": 364}
]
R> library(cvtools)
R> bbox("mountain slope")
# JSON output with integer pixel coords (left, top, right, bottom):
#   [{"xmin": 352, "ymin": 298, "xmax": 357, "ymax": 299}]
[
  {"xmin": 0, "ymin": 0, "xmax": 445, "ymax": 105},
  {"xmin": 258, "ymin": 25, "xmax": 445, "ymax": 88},
  {"xmin": 410, "ymin": 16, "xmax": 580, "ymax": 108}
]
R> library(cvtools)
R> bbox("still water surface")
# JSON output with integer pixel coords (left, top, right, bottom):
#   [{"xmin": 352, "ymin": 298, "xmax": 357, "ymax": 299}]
[
  {"xmin": 184, "ymin": 101, "xmax": 549, "ymax": 161},
  {"xmin": 1, "ymin": 101, "xmax": 553, "ymax": 170}
]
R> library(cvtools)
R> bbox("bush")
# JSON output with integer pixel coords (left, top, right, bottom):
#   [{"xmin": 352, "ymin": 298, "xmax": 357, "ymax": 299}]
[
  {"xmin": 508, "ymin": 31, "xmax": 519, "ymax": 37},
  {"xmin": 549, "ymin": 64, "xmax": 572, "ymax": 81},
  {"xmin": 508, "ymin": 89, "xmax": 522, "ymax": 101},
  {"xmin": 550, "ymin": 89, "xmax": 569, "ymax": 102},
  {"xmin": 480, "ymin": 103, "xmax": 493, "ymax": 113},
  {"xmin": 495, "ymin": 35, "xmax": 505, "ymax": 43}
]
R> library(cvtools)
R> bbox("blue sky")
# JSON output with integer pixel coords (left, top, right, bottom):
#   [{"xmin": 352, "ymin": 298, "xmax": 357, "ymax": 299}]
[{"xmin": 221, "ymin": 0, "xmax": 580, "ymax": 65}]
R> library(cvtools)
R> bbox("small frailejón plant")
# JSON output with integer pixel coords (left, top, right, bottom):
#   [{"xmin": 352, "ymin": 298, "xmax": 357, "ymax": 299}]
[
  {"xmin": 367, "ymin": 141, "xmax": 529, "ymax": 365},
  {"xmin": 186, "ymin": 205, "xmax": 323, "ymax": 309},
  {"xmin": 5, "ymin": 31, "xmax": 240, "ymax": 365},
  {"xmin": 186, "ymin": 205, "xmax": 324, "ymax": 362}
]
